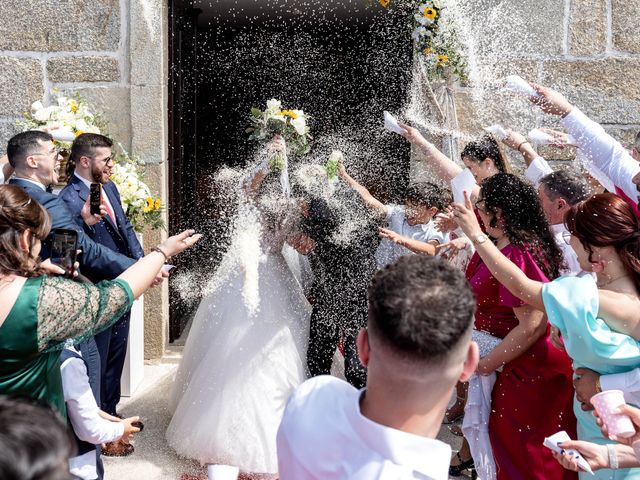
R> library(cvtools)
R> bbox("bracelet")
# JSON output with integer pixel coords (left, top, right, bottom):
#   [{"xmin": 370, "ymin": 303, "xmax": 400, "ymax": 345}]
[
  {"xmin": 595, "ymin": 376, "xmax": 602, "ymax": 394},
  {"xmin": 607, "ymin": 444, "xmax": 619, "ymax": 469},
  {"xmin": 517, "ymin": 140, "xmax": 529, "ymax": 152},
  {"xmin": 151, "ymin": 246, "xmax": 169, "ymax": 263}
]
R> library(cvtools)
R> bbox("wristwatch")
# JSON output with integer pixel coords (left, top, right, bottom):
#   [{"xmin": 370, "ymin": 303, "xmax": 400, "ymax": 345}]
[{"xmin": 472, "ymin": 233, "xmax": 488, "ymax": 246}]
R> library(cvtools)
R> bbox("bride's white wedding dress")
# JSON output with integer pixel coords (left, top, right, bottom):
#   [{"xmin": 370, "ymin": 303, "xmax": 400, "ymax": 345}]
[{"xmin": 166, "ymin": 204, "xmax": 310, "ymax": 474}]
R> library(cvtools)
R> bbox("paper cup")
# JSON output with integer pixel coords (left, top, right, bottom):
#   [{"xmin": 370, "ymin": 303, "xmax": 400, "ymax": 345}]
[
  {"xmin": 591, "ymin": 390, "xmax": 635, "ymax": 439},
  {"xmin": 207, "ymin": 465, "xmax": 239, "ymax": 480}
]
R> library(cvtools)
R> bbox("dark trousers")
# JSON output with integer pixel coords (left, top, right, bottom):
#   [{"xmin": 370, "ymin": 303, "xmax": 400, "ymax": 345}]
[
  {"xmin": 306, "ymin": 300, "xmax": 367, "ymax": 389},
  {"xmin": 94, "ymin": 310, "xmax": 131, "ymax": 415}
]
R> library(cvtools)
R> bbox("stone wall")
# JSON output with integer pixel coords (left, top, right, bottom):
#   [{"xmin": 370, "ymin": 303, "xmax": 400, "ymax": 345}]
[
  {"xmin": 454, "ymin": 0, "xmax": 640, "ymax": 158},
  {"xmin": 0, "ymin": 0, "xmax": 169, "ymax": 359}
]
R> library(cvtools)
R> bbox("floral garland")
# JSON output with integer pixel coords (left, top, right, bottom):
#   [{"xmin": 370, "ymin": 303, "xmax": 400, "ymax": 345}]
[
  {"xmin": 246, "ymin": 99, "xmax": 312, "ymax": 164},
  {"xmin": 20, "ymin": 94, "xmax": 164, "ymax": 232},
  {"xmin": 375, "ymin": 0, "xmax": 468, "ymax": 83}
]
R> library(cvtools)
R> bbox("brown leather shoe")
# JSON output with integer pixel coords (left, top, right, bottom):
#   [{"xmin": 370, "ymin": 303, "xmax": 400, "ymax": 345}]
[{"xmin": 101, "ymin": 440, "xmax": 134, "ymax": 457}]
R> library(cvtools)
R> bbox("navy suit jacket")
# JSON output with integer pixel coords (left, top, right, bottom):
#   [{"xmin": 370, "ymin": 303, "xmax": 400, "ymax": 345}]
[
  {"xmin": 9, "ymin": 178, "xmax": 136, "ymax": 282},
  {"xmin": 59, "ymin": 176, "xmax": 144, "ymax": 282}
]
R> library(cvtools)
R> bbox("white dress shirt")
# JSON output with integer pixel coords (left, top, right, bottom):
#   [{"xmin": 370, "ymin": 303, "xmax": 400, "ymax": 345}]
[
  {"xmin": 277, "ymin": 376, "xmax": 451, "ymax": 480},
  {"xmin": 561, "ymin": 108, "xmax": 640, "ymax": 203},
  {"xmin": 61, "ymin": 347, "xmax": 124, "ymax": 480},
  {"xmin": 376, "ymin": 205, "xmax": 447, "ymax": 269},
  {"xmin": 74, "ymin": 173, "xmax": 118, "ymax": 227},
  {"xmin": 524, "ymin": 156, "xmax": 554, "ymax": 187},
  {"xmin": 600, "ymin": 369, "xmax": 640, "ymax": 406}
]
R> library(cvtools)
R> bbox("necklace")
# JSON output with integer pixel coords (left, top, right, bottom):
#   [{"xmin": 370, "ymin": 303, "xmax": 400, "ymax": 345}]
[{"xmin": 597, "ymin": 274, "xmax": 631, "ymax": 289}]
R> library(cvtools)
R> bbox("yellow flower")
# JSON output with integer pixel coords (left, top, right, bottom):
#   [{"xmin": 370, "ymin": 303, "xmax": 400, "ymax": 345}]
[
  {"xmin": 143, "ymin": 206, "xmax": 151, "ymax": 214},
  {"xmin": 437, "ymin": 54, "xmax": 449, "ymax": 65},
  {"xmin": 154, "ymin": 198, "xmax": 161, "ymax": 210},
  {"xmin": 379, "ymin": 0, "xmax": 390, "ymax": 7},
  {"xmin": 423, "ymin": 47, "xmax": 434, "ymax": 55},
  {"xmin": 146, "ymin": 197, "xmax": 154, "ymax": 209},
  {"xmin": 70, "ymin": 100, "xmax": 79, "ymax": 113},
  {"xmin": 281, "ymin": 110, "xmax": 299, "ymax": 119},
  {"xmin": 75, "ymin": 130, "xmax": 85, "ymax": 137},
  {"xmin": 423, "ymin": 7, "xmax": 437, "ymax": 20}
]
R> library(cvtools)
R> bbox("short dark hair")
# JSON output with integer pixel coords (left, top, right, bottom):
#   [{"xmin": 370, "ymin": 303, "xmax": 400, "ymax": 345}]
[
  {"xmin": 0, "ymin": 395, "xmax": 75, "ymax": 480},
  {"xmin": 539, "ymin": 169, "xmax": 590, "ymax": 206},
  {"xmin": 6, "ymin": 131, "xmax": 54, "ymax": 168},
  {"xmin": 69, "ymin": 133, "xmax": 113, "ymax": 165},
  {"xmin": 368, "ymin": 256, "xmax": 476, "ymax": 364},
  {"xmin": 404, "ymin": 182, "xmax": 450, "ymax": 211}
]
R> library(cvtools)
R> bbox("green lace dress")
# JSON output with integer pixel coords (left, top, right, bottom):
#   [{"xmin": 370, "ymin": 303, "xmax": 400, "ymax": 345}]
[{"xmin": 0, "ymin": 275, "xmax": 133, "ymax": 416}]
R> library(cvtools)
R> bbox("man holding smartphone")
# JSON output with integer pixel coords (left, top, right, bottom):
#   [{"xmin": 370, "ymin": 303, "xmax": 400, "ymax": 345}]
[{"xmin": 59, "ymin": 133, "xmax": 149, "ymax": 457}]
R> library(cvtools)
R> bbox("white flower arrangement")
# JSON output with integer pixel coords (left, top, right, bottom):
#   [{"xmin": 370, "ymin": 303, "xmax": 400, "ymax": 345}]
[
  {"xmin": 246, "ymin": 99, "xmax": 312, "ymax": 160},
  {"xmin": 20, "ymin": 94, "xmax": 164, "ymax": 232}
]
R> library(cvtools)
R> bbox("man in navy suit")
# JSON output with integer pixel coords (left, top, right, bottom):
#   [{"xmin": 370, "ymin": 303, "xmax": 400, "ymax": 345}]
[
  {"xmin": 7, "ymin": 131, "xmax": 138, "ymax": 279},
  {"xmin": 59, "ymin": 133, "xmax": 150, "ymax": 456}
]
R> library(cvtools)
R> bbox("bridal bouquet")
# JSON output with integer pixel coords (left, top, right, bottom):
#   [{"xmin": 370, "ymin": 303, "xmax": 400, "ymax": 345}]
[
  {"xmin": 246, "ymin": 99, "xmax": 312, "ymax": 162},
  {"xmin": 110, "ymin": 145, "xmax": 165, "ymax": 233}
]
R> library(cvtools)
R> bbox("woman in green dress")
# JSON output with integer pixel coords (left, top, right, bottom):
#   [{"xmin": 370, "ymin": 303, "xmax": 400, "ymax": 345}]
[{"xmin": 0, "ymin": 184, "xmax": 201, "ymax": 416}]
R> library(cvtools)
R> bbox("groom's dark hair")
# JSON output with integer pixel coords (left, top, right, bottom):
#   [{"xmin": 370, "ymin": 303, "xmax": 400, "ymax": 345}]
[
  {"xmin": 0, "ymin": 395, "xmax": 75, "ymax": 480},
  {"xmin": 368, "ymin": 256, "xmax": 475, "ymax": 364}
]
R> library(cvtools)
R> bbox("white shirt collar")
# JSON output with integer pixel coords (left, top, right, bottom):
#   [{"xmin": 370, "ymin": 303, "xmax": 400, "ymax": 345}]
[
  {"xmin": 74, "ymin": 172, "xmax": 94, "ymax": 189},
  {"xmin": 16, "ymin": 177, "xmax": 46, "ymax": 191},
  {"xmin": 348, "ymin": 389, "xmax": 451, "ymax": 479},
  {"xmin": 551, "ymin": 223, "xmax": 567, "ymax": 234}
]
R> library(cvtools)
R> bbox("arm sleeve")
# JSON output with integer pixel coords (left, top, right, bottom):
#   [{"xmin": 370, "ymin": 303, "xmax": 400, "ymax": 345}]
[
  {"xmin": 498, "ymin": 247, "xmax": 548, "ymax": 308},
  {"xmin": 37, "ymin": 276, "xmax": 134, "ymax": 352},
  {"xmin": 61, "ymin": 357, "xmax": 125, "ymax": 443},
  {"xmin": 110, "ymin": 186, "xmax": 144, "ymax": 259},
  {"xmin": 561, "ymin": 108, "xmax": 640, "ymax": 202},
  {"xmin": 524, "ymin": 156, "xmax": 554, "ymax": 187},
  {"xmin": 600, "ymin": 369, "xmax": 640, "ymax": 406},
  {"xmin": 45, "ymin": 197, "xmax": 136, "ymax": 279}
]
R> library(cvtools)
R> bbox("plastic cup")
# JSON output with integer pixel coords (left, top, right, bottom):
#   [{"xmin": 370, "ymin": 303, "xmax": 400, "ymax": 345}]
[
  {"xmin": 591, "ymin": 390, "xmax": 635, "ymax": 439},
  {"xmin": 207, "ymin": 465, "xmax": 239, "ymax": 480}
]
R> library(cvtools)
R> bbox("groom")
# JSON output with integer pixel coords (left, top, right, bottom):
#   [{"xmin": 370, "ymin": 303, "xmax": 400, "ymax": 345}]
[{"xmin": 295, "ymin": 173, "xmax": 381, "ymax": 388}]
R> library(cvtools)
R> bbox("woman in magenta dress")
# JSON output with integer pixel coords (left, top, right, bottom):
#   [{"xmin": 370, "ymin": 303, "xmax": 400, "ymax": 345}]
[{"xmin": 465, "ymin": 174, "xmax": 576, "ymax": 479}]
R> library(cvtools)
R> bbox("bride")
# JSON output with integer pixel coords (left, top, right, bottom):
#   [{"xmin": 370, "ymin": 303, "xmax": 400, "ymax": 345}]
[{"xmin": 166, "ymin": 137, "xmax": 311, "ymax": 477}]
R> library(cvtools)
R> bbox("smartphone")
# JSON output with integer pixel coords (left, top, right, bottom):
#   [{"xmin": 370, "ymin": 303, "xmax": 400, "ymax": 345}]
[
  {"xmin": 50, "ymin": 229, "xmax": 78, "ymax": 277},
  {"xmin": 90, "ymin": 183, "xmax": 102, "ymax": 215}
]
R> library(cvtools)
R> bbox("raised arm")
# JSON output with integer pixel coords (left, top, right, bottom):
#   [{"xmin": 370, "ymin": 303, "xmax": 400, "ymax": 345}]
[
  {"xmin": 530, "ymin": 82, "xmax": 640, "ymax": 203},
  {"xmin": 398, "ymin": 122, "xmax": 481, "ymax": 198},
  {"xmin": 452, "ymin": 192, "xmax": 546, "ymax": 311},
  {"xmin": 338, "ymin": 161, "xmax": 386, "ymax": 214},
  {"xmin": 378, "ymin": 227, "xmax": 438, "ymax": 256}
]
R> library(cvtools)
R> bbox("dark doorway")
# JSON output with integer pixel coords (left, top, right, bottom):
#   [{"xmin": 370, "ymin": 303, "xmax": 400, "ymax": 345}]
[{"xmin": 168, "ymin": 0, "xmax": 413, "ymax": 341}]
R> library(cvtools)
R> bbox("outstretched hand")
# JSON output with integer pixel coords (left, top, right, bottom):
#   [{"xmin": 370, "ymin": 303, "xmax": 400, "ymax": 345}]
[
  {"xmin": 451, "ymin": 191, "xmax": 483, "ymax": 238},
  {"xmin": 529, "ymin": 83, "xmax": 574, "ymax": 117},
  {"xmin": 160, "ymin": 230, "xmax": 203, "ymax": 258},
  {"xmin": 398, "ymin": 121, "xmax": 429, "ymax": 147},
  {"xmin": 596, "ymin": 404, "xmax": 640, "ymax": 445},
  {"xmin": 551, "ymin": 440, "xmax": 608, "ymax": 472}
]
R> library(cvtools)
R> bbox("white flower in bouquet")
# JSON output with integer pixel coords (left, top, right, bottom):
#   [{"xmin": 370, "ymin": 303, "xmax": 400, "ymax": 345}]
[
  {"xmin": 291, "ymin": 115, "xmax": 307, "ymax": 136},
  {"xmin": 266, "ymin": 98, "xmax": 282, "ymax": 113},
  {"xmin": 31, "ymin": 100, "xmax": 44, "ymax": 113}
]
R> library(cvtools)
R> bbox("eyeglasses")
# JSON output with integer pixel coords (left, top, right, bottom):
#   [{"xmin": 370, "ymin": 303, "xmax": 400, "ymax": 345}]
[
  {"xmin": 474, "ymin": 198, "xmax": 486, "ymax": 213},
  {"xmin": 30, "ymin": 147, "xmax": 61, "ymax": 159},
  {"xmin": 88, "ymin": 155, "xmax": 114, "ymax": 166},
  {"xmin": 562, "ymin": 230, "xmax": 572, "ymax": 245}
]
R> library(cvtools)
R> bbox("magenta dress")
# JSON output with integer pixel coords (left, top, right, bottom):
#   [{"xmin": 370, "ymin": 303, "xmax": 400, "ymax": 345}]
[{"xmin": 466, "ymin": 244, "xmax": 576, "ymax": 480}]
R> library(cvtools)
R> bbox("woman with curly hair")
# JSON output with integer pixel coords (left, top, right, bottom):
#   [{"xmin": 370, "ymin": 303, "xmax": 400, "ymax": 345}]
[
  {"xmin": 453, "ymin": 190, "xmax": 640, "ymax": 479},
  {"xmin": 454, "ymin": 173, "xmax": 576, "ymax": 480}
]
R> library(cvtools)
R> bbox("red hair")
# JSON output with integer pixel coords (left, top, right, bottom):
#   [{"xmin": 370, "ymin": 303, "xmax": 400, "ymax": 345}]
[{"xmin": 566, "ymin": 193, "xmax": 640, "ymax": 290}]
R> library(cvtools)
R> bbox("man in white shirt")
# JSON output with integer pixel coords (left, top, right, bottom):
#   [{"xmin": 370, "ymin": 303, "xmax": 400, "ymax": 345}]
[
  {"xmin": 529, "ymin": 82, "xmax": 640, "ymax": 214},
  {"xmin": 277, "ymin": 256, "xmax": 479, "ymax": 479}
]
